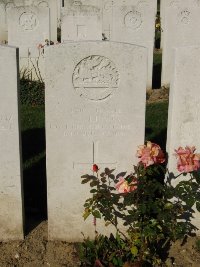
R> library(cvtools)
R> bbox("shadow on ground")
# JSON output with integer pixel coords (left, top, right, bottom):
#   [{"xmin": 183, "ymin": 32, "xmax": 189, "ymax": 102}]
[
  {"xmin": 152, "ymin": 61, "xmax": 162, "ymax": 89},
  {"xmin": 145, "ymin": 127, "xmax": 167, "ymax": 152},
  {"xmin": 21, "ymin": 128, "xmax": 47, "ymax": 235}
]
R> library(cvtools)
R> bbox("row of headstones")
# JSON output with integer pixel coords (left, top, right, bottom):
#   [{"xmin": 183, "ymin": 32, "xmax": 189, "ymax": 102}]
[
  {"xmin": 0, "ymin": 0, "xmax": 157, "ymax": 88},
  {"xmin": 1, "ymin": 40, "xmax": 200, "ymax": 242},
  {"xmin": 2, "ymin": 0, "xmax": 200, "ymax": 88}
]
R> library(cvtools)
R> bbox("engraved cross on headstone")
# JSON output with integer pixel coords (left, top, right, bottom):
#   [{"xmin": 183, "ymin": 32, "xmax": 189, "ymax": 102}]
[
  {"xmin": 73, "ymin": 141, "xmax": 117, "ymax": 172},
  {"xmin": 103, "ymin": 0, "xmax": 114, "ymax": 40}
]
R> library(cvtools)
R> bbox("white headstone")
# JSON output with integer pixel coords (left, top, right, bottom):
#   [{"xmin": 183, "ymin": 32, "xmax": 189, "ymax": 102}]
[
  {"xmin": 0, "ymin": 2, "xmax": 8, "ymax": 43},
  {"xmin": 7, "ymin": 6, "xmax": 50, "ymax": 81},
  {"xmin": 8, "ymin": 6, "xmax": 50, "ymax": 48},
  {"xmin": 167, "ymin": 45, "xmax": 200, "ymax": 231},
  {"xmin": 0, "ymin": 45, "xmax": 24, "ymax": 241},
  {"xmin": 62, "ymin": 0, "xmax": 156, "ymax": 88},
  {"xmin": 0, "ymin": 0, "xmax": 57, "ymax": 43},
  {"xmin": 108, "ymin": 0, "xmax": 157, "ymax": 89},
  {"xmin": 45, "ymin": 41, "xmax": 147, "ymax": 241},
  {"xmin": 61, "ymin": 0, "xmax": 102, "ymax": 41},
  {"xmin": 161, "ymin": 0, "xmax": 200, "ymax": 87}
]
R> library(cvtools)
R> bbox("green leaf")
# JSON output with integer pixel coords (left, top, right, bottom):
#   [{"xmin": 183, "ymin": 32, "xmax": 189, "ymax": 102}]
[
  {"xmin": 81, "ymin": 174, "xmax": 90, "ymax": 179},
  {"xmin": 101, "ymin": 177, "xmax": 107, "ymax": 183},
  {"xmin": 81, "ymin": 178, "xmax": 90, "ymax": 184},
  {"xmin": 90, "ymin": 180, "xmax": 99, "ymax": 187},
  {"xmin": 92, "ymin": 210, "xmax": 101, "ymax": 219},
  {"xmin": 105, "ymin": 168, "xmax": 115, "ymax": 175},
  {"xmin": 90, "ymin": 189, "xmax": 97, "ymax": 193},
  {"xmin": 83, "ymin": 209, "xmax": 91, "ymax": 220},
  {"xmin": 131, "ymin": 246, "xmax": 138, "ymax": 256},
  {"xmin": 105, "ymin": 221, "xmax": 111, "ymax": 226},
  {"xmin": 196, "ymin": 202, "xmax": 200, "ymax": 212}
]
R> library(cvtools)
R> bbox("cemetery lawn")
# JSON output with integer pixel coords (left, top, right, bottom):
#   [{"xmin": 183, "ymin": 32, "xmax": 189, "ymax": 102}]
[{"xmin": 1, "ymin": 96, "xmax": 200, "ymax": 266}]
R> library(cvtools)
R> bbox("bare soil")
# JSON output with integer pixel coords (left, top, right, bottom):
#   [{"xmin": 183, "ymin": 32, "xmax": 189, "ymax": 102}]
[
  {"xmin": 146, "ymin": 87, "xmax": 169, "ymax": 104},
  {"xmin": 0, "ymin": 220, "xmax": 200, "ymax": 267}
]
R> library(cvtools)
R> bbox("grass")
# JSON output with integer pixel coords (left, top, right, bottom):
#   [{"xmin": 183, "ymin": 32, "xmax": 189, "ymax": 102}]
[{"xmin": 145, "ymin": 101, "xmax": 168, "ymax": 150}]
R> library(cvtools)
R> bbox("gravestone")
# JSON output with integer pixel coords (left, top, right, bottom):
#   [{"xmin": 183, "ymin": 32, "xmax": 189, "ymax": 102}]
[
  {"xmin": 0, "ymin": 2, "xmax": 8, "ymax": 43},
  {"xmin": 45, "ymin": 41, "xmax": 147, "ymax": 241},
  {"xmin": 0, "ymin": 0, "xmax": 57, "ymax": 43},
  {"xmin": 62, "ymin": 0, "xmax": 156, "ymax": 88},
  {"xmin": 0, "ymin": 45, "xmax": 24, "ymax": 241},
  {"xmin": 108, "ymin": 0, "xmax": 157, "ymax": 89},
  {"xmin": 161, "ymin": 0, "xmax": 200, "ymax": 87},
  {"xmin": 7, "ymin": 6, "xmax": 50, "ymax": 80},
  {"xmin": 8, "ymin": 6, "xmax": 50, "ymax": 48},
  {"xmin": 61, "ymin": 0, "xmax": 102, "ymax": 41},
  {"xmin": 166, "ymin": 45, "xmax": 200, "ymax": 231}
]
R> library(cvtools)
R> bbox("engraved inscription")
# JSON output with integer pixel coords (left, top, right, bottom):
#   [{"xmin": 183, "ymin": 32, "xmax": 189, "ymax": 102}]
[
  {"xmin": 19, "ymin": 12, "xmax": 39, "ymax": 31},
  {"xmin": 5, "ymin": 2, "xmax": 15, "ymax": 10},
  {"xmin": 124, "ymin": 10, "xmax": 143, "ymax": 30},
  {"xmin": 178, "ymin": 9, "xmax": 191, "ymax": 25},
  {"xmin": 72, "ymin": 55, "xmax": 120, "ymax": 101},
  {"xmin": 38, "ymin": 1, "xmax": 49, "ymax": 7},
  {"xmin": 49, "ymin": 108, "xmax": 131, "ymax": 137},
  {"xmin": 77, "ymin": 25, "xmax": 86, "ymax": 38},
  {"xmin": 0, "ymin": 114, "xmax": 13, "ymax": 131},
  {"xmin": 169, "ymin": 0, "xmax": 181, "ymax": 7},
  {"xmin": 104, "ymin": 0, "xmax": 114, "ymax": 10}
]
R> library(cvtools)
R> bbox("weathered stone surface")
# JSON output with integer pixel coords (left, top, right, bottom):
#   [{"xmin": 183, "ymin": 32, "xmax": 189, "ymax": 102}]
[
  {"xmin": 167, "ymin": 46, "xmax": 200, "ymax": 231},
  {"xmin": 0, "ymin": 0, "xmax": 57, "ymax": 42},
  {"xmin": 61, "ymin": 0, "xmax": 102, "ymax": 41},
  {"xmin": 45, "ymin": 41, "xmax": 147, "ymax": 241},
  {"xmin": 0, "ymin": 45, "xmax": 24, "ymax": 241},
  {"xmin": 161, "ymin": 0, "xmax": 200, "ymax": 87},
  {"xmin": 62, "ymin": 0, "xmax": 156, "ymax": 88},
  {"xmin": 109, "ymin": 0, "xmax": 157, "ymax": 89},
  {"xmin": 8, "ymin": 6, "xmax": 50, "ymax": 48},
  {"xmin": 7, "ymin": 6, "xmax": 50, "ymax": 81}
]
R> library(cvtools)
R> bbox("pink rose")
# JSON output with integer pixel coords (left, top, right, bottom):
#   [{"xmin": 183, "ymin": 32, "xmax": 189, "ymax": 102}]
[
  {"xmin": 115, "ymin": 177, "xmax": 137, "ymax": 193},
  {"xmin": 137, "ymin": 141, "xmax": 165, "ymax": 167},
  {"xmin": 174, "ymin": 146, "xmax": 200, "ymax": 173}
]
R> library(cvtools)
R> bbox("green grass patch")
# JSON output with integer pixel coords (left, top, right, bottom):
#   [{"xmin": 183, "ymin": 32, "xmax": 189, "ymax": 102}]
[
  {"xmin": 20, "ymin": 79, "xmax": 45, "ymax": 106},
  {"xmin": 145, "ymin": 101, "xmax": 169, "ymax": 150},
  {"xmin": 20, "ymin": 105, "xmax": 45, "ymax": 170}
]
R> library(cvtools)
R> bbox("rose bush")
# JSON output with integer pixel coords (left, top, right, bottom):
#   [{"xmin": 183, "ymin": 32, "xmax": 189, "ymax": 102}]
[{"xmin": 80, "ymin": 142, "xmax": 200, "ymax": 267}]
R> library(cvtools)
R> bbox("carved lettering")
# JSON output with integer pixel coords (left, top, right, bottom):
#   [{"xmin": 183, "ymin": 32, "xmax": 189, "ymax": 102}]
[{"xmin": 178, "ymin": 9, "xmax": 191, "ymax": 25}]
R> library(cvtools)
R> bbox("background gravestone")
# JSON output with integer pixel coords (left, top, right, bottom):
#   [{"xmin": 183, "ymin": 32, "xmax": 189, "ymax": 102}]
[
  {"xmin": 0, "ymin": 45, "xmax": 24, "ymax": 241},
  {"xmin": 7, "ymin": 6, "xmax": 50, "ymax": 80},
  {"xmin": 45, "ymin": 41, "xmax": 147, "ymax": 241},
  {"xmin": 161, "ymin": 0, "xmax": 200, "ymax": 87},
  {"xmin": 0, "ymin": 0, "xmax": 57, "ymax": 43},
  {"xmin": 109, "ymin": 0, "xmax": 157, "ymax": 89},
  {"xmin": 62, "ymin": 0, "xmax": 156, "ymax": 89},
  {"xmin": 61, "ymin": 0, "xmax": 102, "ymax": 41},
  {"xmin": 167, "ymin": 45, "xmax": 200, "ymax": 231}
]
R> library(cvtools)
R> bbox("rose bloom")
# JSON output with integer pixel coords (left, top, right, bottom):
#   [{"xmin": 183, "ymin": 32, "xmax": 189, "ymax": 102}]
[
  {"xmin": 92, "ymin": 164, "xmax": 99, "ymax": 173},
  {"xmin": 115, "ymin": 177, "xmax": 137, "ymax": 193},
  {"xmin": 136, "ymin": 141, "xmax": 165, "ymax": 167},
  {"xmin": 174, "ymin": 146, "xmax": 200, "ymax": 173}
]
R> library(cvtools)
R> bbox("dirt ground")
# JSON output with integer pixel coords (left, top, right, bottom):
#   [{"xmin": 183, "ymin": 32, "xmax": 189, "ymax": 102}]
[
  {"xmin": 1, "ymin": 89, "xmax": 200, "ymax": 267},
  {"xmin": 1, "ymin": 220, "xmax": 200, "ymax": 267}
]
